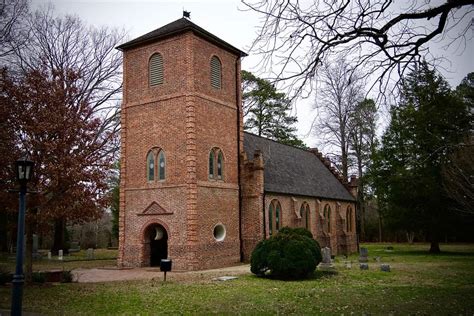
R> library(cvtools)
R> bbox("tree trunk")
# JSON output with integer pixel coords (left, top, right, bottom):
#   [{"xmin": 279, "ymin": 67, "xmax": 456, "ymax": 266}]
[
  {"xmin": 51, "ymin": 218, "xmax": 65, "ymax": 255},
  {"xmin": 341, "ymin": 139, "xmax": 348, "ymax": 180},
  {"xmin": 357, "ymin": 162, "xmax": 365, "ymax": 241},
  {"xmin": 378, "ymin": 214, "xmax": 383, "ymax": 242},
  {"xmin": 429, "ymin": 240, "xmax": 441, "ymax": 253},
  {"xmin": 0, "ymin": 212, "xmax": 8, "ymax": 252}
]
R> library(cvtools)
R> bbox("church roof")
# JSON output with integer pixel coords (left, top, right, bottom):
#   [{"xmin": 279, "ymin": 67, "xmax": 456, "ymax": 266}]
[
  {"xmin": 243, "ymin": 132, "xmax": 355, "ymax": 202},
  {"xmin": 117, "ymin": 18, "xmax": 247, "ymax": 57}
]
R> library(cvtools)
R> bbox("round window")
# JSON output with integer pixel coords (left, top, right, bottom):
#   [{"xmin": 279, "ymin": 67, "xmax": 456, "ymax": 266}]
[{"xmin": 213, "ymin": 224, "xmax": 226, "ymax": 242}]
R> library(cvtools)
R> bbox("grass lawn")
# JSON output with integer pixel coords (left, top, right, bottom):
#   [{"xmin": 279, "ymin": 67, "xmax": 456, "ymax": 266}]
[{"xmin": 1, "ymin": 243, "xmax": 474, "ymax": 315}]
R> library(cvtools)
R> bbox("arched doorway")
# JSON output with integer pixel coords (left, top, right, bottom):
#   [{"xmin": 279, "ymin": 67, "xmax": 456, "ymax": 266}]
[{"xmin": 144, "ymin": 224, "xmax": 168, "ymax": 267}]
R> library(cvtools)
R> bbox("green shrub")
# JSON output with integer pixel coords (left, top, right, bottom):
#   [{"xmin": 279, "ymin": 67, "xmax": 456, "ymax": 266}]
[
  {"xmin": 0, "ymin": 266, "xmax": 12, "ymax": 285},
  {"xmin": 250, "ymin": 227, "xmax": 322, "ymax": 279},
  {"xmin": 62, "ymin": 270, "xmax": 74, "ymax": 283},
  {"xmin": 32, "ymin": 272, "xmax": 46, "ymax": 283}
]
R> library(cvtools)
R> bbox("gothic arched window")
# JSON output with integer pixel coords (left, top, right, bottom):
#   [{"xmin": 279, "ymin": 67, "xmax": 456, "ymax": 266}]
[
  {"xmin": 324, "ymin": 204, "xmax": 331, "ymax": 233},
  {"xmin": 300, "ymin": 202, "xmax": 310, "ymax": 230},
  {"xmin": 209, "ymin": 148, "xmax": 224, "ymax": 180},
  {"xmin": 146, "ymin": 148, "xmax": 166, "ymax": 181},
  {"xmin": 269, "ymin": 199, "xmax": 282, "ymax": 236},
  {"xmin": 146, "ymin": 151, "xmax": 155, "ymax": 181},
  {"xmin": 346, "ymin": 206, "xmax": 353, "ymax": 232}
]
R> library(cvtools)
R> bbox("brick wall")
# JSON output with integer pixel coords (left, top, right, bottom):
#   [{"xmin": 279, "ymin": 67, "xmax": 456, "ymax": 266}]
[
  {"xmin": 263, "ymin": 194, "xmax": 357, "ymax": 255},
  {"xmin": 119, "ymin": 30, "xmax": 242, "ymax": 270}
]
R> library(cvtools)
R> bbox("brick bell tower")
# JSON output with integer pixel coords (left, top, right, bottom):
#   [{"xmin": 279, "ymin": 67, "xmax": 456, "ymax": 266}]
[{"xmin": 116, "ymin": 18, "xmax": 247, "ymax": 270}]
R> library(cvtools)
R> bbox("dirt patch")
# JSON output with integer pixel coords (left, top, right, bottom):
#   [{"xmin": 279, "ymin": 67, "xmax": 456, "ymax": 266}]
[{"xmin": 73, "ymin": 264, "xmax": 251, "ymax": 283}]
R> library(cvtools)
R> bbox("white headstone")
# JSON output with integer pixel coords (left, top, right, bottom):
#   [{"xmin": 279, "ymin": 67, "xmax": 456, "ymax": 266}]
[
  {"xmin": 321, "ymin": 247, "xmax": 332, "ymax": 264},
  {"xmin": 58, "ymin": 249, "xmax": 63, "ymax": 260},
  {"xmin": 47, "ymin": 251, "xmax": 52, "ymax": 260},
  {"xmin": 317, "ymin": 247, "xmax": 335, "ymax": 271},
  {"xmin": 87, "ymin": 248, "xmax": 94, "ymax": 260}
]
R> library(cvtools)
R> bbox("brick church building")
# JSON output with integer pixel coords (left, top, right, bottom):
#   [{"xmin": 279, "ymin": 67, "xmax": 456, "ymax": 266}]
[{"xmin": 116, "ymin": 18, "xmax": 358, "ymax": 271}]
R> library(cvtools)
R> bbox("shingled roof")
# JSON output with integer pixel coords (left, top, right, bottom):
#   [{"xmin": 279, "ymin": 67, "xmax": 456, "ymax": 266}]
[
  {"xmin": 116, "ymin": 18, "xmax": 247, "ymax": 57},
  {"xmin": 243, "ymin": 132, "xmax": 355, "ymax": 202}
]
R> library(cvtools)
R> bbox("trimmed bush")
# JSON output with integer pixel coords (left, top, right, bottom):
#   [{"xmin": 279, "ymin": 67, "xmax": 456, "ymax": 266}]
[
  {"xmin": 62, "ymin": 270, "xmax": 74, "ymax": 283},
  {"xmin": 32, "ymin": 272, "xmax": 46, "ymax": 284},
  {"xmin": 0, "ymin": 266, "xmax": 12, "ymax": 285},
  {"xmin": 250, "ymin": 227, "xmax": 322, "ymax": 279}
]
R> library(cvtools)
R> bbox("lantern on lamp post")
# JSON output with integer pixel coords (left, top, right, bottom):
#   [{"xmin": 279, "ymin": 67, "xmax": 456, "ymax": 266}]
[{"xmin": 11, "ymin": 156, "xmax": 34, "ymax": 316}]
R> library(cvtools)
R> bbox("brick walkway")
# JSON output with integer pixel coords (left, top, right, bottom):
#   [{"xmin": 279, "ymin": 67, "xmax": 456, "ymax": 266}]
[{"xmin": 73, "ymin": 264, "xmax": 251, "ymax": 283}]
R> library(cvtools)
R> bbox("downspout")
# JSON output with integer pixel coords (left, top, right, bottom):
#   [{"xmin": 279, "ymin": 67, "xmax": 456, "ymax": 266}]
[
  {"xmin": 236, "ymin": 57, "xmax": 243, "ymax": 262},
  {"xmin": 262, "ymin": 193, "xmax": 266, "ymax": 239}
]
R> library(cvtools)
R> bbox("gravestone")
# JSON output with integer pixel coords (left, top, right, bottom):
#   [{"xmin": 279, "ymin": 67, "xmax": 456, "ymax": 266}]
[
  {"xmin": 47, "ymin": 251, "xmax": 52, "ymax": 260},
  {"xmin": 380, "ymin": 264, "xmax": 391, "ymax": 272},
  {"xmin": 359, "ymin": 263, "xmax": 369, "ymax": 270},
  {"xmin": 344, "ymin": 261, "xmax": 352, "ymax": 269},
  {"xmin": 58, "ymin": 249, "xmax": 63, "ymax": 260},
  {"xmin": 358, "ymin": 247, "xmax": 369, "ymax": 263},
  {"xmin": 317, "ymin": 247, "xmax": 335, "ymax": 271},
  {"xmin": 32, "ymin": 234, "xmax": 41, "ymax": 259},
  {"xmin": 69, "ymin": 241, "xmax": 80, "ymax": 253},
  {"xmin": 87, "ymin": 248, "xmax": 95, "ymax": 260}
]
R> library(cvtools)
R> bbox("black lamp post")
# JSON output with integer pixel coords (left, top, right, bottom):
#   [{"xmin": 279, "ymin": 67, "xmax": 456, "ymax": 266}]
[{"xmin": 11, "ymin": 157, "xmax": 34, "ymax": 316}]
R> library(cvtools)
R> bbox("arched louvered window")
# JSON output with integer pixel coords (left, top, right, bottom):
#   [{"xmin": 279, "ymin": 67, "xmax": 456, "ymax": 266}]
[
  {"xmin": 324, "ymin": 204, "xmax": 331, "ymax": 233},
  {"xmin": 149, "ymin": 53, "xmax": 164, "ymax": 86},
  {"xmin": 146, "ymin": 151, "xmax": 155, "ymax": 181},
  {"xmin": 346, "ymin": 206, "xmax": 353, "ymax": 232},
  {"xmin": 210, "ymin": 55, "xmax": 222, "ymax": 89},
  {"xmin": 269, "ymin": 199, "xmax": 282, "ymax": 236},
  {"xmin": 217, "ymin": 151, "xmax": 224, "ymax": 180},
  {"xmin": 300, "ymin": 202, "xmax": 310, "ymax": 230},
  {"xmin": 158, "ymin": 150, "xmax": 166, "ymax": 180}
]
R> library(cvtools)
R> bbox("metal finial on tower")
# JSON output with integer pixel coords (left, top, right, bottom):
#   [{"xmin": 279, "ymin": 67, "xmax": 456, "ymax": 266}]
[{"xmin": 183, "ymin": 10, "xmax": 191, "ymax": 19}]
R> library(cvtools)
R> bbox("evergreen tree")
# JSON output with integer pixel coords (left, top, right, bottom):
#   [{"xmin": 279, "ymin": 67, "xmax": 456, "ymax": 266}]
[
  {"xmin": 373, "ymin": 62, "xmax": 471, "ymax": 253},
  {"xmin": 242, "ymin": 70, "xmax": 305, "ymax": 148}
]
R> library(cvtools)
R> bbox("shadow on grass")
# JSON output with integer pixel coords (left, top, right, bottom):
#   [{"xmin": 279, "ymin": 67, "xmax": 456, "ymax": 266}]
[
  {"xmin": 386, "ymin": 250, "xmax": 474, "ymax": 257},
  {"xmin": 249, "ymin": 270, "xmax": 338, "ymax": 282}
]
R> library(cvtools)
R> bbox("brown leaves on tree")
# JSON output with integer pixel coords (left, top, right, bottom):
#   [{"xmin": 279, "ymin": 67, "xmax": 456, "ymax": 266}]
[{"xmin": 1, "ymin": 65, "xmax": 115, "ymax": 226}]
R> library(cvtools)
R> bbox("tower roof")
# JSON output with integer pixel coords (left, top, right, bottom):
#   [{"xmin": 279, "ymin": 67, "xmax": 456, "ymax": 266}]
[{"xmin": 117, "ymin": 18, "xmax": 248, "ymax": 57}]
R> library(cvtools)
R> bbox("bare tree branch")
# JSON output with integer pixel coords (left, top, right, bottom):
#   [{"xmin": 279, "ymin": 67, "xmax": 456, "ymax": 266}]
[
  {"xmin": 242, "ymin": 0, "xmax": 474, "ymax": 98},
  {"xmin": 5, "ymin": 6, "xmax": 125, "ymax": 158}
]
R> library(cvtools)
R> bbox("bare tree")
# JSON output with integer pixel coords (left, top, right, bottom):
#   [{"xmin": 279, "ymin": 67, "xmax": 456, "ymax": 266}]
[
  {"xmin": 442, "ymin": 139, "xmax": 474, "ymax": 215},
  {"xmin": 312, "ymin": 58, "xmax": 364, "ymax": 179},
  {"xmin": 0, "ymin": 0, "xmax": 28, "ymax": 58},
  {"xmin": 349, "ymin": 98, "xmax": 377, "ymax": 240},
  {"xmin": 2, "ymin": 6, "xmax": 125, "ymax": 263},
  {"xmin": 7, "ymin": 6, "xmax": 125, "ymax": 158},
  {"xmin": 242, "ymin": 0, "xmax": 474, "ymax": 97}
]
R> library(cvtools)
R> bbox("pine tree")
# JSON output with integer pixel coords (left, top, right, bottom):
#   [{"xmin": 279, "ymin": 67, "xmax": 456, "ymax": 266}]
[
  {"xmin": 373, "ymin": 62, "xmax": 470, "ymax": 252},
  {"xmin": 242, "ymin": 71, "xmax": 305, "ymax": 148}
]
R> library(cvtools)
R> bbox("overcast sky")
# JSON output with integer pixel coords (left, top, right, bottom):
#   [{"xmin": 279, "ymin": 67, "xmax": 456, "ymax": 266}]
[{"xmin": 30, "ymin": 0, "xmax": 474, "ymax": 148}]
